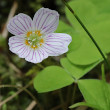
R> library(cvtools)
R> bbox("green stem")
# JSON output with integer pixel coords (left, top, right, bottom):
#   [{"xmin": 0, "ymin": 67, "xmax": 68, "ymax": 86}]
[
  {"xmin": 101, "ymin": 64, "xmax": 110, "ymax": 109},
  {"xmin": 101, "ymin": 64, "xmax": 106, "ymax": 82},
  {"xmin": 62, "ymin": 0, "xmax": 110, "ymax": 70},
  {"xmin": 71, "ymin": 84, "xmax": 77, "ymax": 104},
  {"xmin": 59, "ymin": 89, "xmax": 66, "ymax": 110}
]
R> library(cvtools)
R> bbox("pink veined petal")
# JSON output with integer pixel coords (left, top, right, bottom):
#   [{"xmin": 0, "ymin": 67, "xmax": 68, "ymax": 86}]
[
  {"xmin": 25, "ymin": 48, "xmax": 48, "ymax": 63},
  {"xmin": 9, "ymin": 35, "xmax": 27, "ymax": 55},
  {"xmin": 8, "ymin": 35, "xmax": 49, "ymax": 63},
  {"xmin": 7, "ymin": 13, "xmax": 33, "ymax": 35},
  {"xmin": 18, "ymin": 46, "xmax": 31, "ymax": 58},
  {"xmin": 33, "ymin": 8, "xmax": 59, "ymax": 35},
  {"xmin": 9, "ymin": 35, "xmax": 32, "ymax": 59},
  {"xmin": 25, "ymin": 49, "xmax": 36, "ymax": 63},
  {"xmin": 39, "ymin": 47, "xmax": 48, "ymax": 59},
  {"xmin": 42, "ymin": 33, "xmax": 72, "ymax": 56}
]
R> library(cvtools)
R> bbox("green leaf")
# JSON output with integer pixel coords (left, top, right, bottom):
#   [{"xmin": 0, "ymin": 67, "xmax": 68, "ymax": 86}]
[
  {"xmin": 67, "ymin": 36, "xmax": 103, "ymax": 65},
  {"xmin": 56, "ymin": 20, "xmax": 72, "ymax": 33},
  {"xmin": 90, "ymin": 19, "xmax": 110, "ymax": 53},
  {"xmin": 60, "ymin": 57, "xmax": 102, "ymax": 79},
  {"xmin": 58, "ymin": 0, "xmax": 110, "ymax": 66},
  {"xmin": 68, "ymin": 30, "xmax": 82, "ymax": 52},
  {"xmin": 78, "ymin": 79, "xmax": 110, "ymax": 110},
  {"xmin": 91, "ymin": 0, "xmax": 110, "ymax": 14},
  {"xmin": 69, "ymin": 102, "xmax": 101, "ymax": 109},
  {"xmin": 56, "ymin": 21, "xmax": 81, "ymax": 51},
  {"xmin": 65, "ymin": 0, "xmax": 97, "ymax": 30},
  {"xmin": 65, "ymin": 0, "xmax": 110, "ymax": 54},
  {"xmin": 34, "ymin": 66, "xmax": 74, "ymax": 93},
  {"xmin": 101, "ymin": 64, "xmax": 110, "ymax": 109}
]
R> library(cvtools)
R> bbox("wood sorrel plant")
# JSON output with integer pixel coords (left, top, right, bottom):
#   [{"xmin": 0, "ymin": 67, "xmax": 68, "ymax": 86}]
[
  {"xmin": 5, "ymin": 0, "xmax": 110, "ymax": 109},
  {"xmin": 34, "ymin": 0, "xmax": 110, "ymax": 109}
]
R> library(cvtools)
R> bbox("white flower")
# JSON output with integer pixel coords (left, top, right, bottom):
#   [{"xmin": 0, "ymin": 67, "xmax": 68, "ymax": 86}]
[{"xmin": 7, "ymin": 8, "xmax": 72, "ymax": 63}]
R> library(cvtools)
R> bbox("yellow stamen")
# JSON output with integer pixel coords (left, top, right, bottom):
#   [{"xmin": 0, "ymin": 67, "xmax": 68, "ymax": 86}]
[
  {"xmin": 35, "ymin": 30, "xmax": 42, "ymax": 36},
  {"xmin": 27, "ymin": 31, "xmax": 32, "ymax": 37},
  {"xmin": 31, "ymin": 45, "xmax": 38, "ymax": 49},
  {"xmin": 25, "ymin": 40, "xmax": 30, "ymax": 45},
  {"xmin": 40, "ymin": 44, "xmax": 42, "ymax": 46},
  {"xmin": 40, "ymin": 39, "xmax": 44, "ymax": 43}
]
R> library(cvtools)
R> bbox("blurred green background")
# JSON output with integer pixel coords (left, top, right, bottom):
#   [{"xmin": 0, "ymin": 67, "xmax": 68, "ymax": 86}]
[{"xmin": 1, "ymin": 0, "xmax": 110, "ymax": 110}]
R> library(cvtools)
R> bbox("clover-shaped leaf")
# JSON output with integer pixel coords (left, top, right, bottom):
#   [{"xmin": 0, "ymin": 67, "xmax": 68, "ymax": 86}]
[{"xmin": 34, "ymin": 66, "xmax": 74, "ymax": 93}]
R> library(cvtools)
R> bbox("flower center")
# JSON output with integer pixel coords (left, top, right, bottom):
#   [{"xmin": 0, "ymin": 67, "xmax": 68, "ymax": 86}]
[{"xmin": 25, "ymin": 31, "xmax": 44, "ymax": 49}]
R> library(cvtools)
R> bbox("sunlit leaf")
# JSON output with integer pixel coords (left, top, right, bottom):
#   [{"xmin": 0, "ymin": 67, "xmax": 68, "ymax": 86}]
[
  {"xmin": 91, "ymin": 0, "xmax": 110, "ymax": 13},
  {"xmin": 34, "ymin": 66, "xmax": 74, "ymax": 93},
  {"xmin": 65, "ymin": 0, "xmax": 97, "ymax": 30},
  {"xmin": 67, "ymin": 37, "xmax": 103, "ymax": 65},
  {"xmin": 56, "ymin": 20, "xmax": 72, "ymax": 33},
  {"xmin": 60, "ymin": 57, "xmax": 103, "ymax": 79},
  {"xmin": 90, "ymin": 19, "xmax": 110, "ymax": 53},
  {"xmin": 78, "ymin": 79, "xmax": 110, "ymax": 110},
  {"xmin": 65, "ymin": 0, "xmax": 110, "ymax": 65}
]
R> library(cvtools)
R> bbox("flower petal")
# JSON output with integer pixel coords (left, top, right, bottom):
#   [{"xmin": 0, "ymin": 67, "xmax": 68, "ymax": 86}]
[
  {"xmin": 33, "ymin": 8, "xmax": 59, "ymax": 35},
  {"xmin": 43, "ymin": 33, "xmax": 72, "ymax": 56},
  {"xmin": 9, "ymin": 35, "xmax": 32, "ymax": 59},
  {"xmin": 7, "ymin": 13, "xmax": 33, "ymax": 35},
  {"xmin": 25, "ymin": 48, "xmax": 48, "ymax": 63},
  {"xmin": 9, "ymin": 35, "xmax": 48, "ymax": 63}
]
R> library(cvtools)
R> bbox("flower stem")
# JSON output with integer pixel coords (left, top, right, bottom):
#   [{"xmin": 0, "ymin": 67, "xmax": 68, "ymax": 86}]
[
  {"xmin": 62, "ymin": 0, "xmax": 110, "ymax": 70},
  {"xmin": 71, "ymin": 84, "xmax": 77, "ymax": 104},
  {"xmin": 58, "ymin": 89, "xmax": 66, "ymax": 110}
]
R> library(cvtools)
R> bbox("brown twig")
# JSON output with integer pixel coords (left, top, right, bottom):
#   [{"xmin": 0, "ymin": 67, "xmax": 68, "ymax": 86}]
[
  {"xmin": 0, "ymin": 52, "xmax": 23, "ymax": 77},
  {"xmin": 1, "ymin": 1, "xmax": 18, "ymax": 38},
  {"xmin": 0, "ymin": 82, "xmax": 44, "ymax": 110},
  {"xmin": 0, "ymin": 82, "xmax": 31, "ymax": 107},
  {"xmin": 0, "ymin": 88, "xmax": 23, "ymax": 107},
  {"xmin": 5, "ymin": 55, "xmax": 23, "ymax": 77},
  {"xmin": 26, "ymin": 101, "xmax": 37, "ymax": 110}
]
